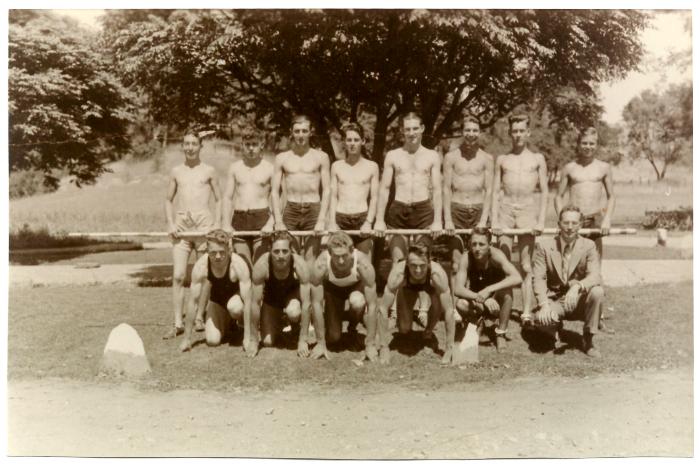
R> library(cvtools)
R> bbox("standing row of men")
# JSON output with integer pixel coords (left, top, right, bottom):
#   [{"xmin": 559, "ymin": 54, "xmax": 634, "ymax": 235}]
[{"xmin": 164, "ymin": 111, "xmax": 615, "ymax": 362}]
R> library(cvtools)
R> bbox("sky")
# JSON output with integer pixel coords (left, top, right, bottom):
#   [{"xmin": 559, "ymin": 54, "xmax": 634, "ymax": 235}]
[{"xmin": 52, "ymin": 8, "xmax": 693, "ymax": 125}]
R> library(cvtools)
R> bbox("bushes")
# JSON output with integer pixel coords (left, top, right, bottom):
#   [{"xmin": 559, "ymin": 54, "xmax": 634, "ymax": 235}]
[
  {"xmin": 9, "ymin": 169, "xmax": 57, "ymax": 199},
  {"xmin": 642, "ymin": 207, "xmax": 693, "ymax": 230}
]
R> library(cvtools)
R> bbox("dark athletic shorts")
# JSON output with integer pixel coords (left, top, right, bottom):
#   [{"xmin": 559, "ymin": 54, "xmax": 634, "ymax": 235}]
[
  {"xmin": 232, "ymin": 208, "xmax": 271, "ymax": 232},
  {"xmin": 336, "ymin": 211, "xmax": 370, "ymax": 247},
  {"xmin": 386, "ymin": 199, "xmax": 434, "ymax": 247},
  {"xmin": 283, "ymin": 201, "xmax": 321, "ymax": 231},
  {"xmin": 582, "ymin": 212, "xmax": 603, "ymax": 240},
  {"xmin": 451, "ymin": 202, "xmax": 483, "ymax": 229}
]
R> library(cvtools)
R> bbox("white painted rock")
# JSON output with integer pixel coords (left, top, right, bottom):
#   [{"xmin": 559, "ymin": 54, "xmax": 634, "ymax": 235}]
[{"xmin": 99, "ymin": 323, "xmax": 151, "ymax": 377}]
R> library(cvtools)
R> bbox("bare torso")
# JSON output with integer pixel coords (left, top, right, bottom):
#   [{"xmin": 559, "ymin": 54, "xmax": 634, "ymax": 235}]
[
  {"xmin": 565, "ymin": 159, "xmax": 610, "ymax": 216},
  {"xmin": 334, "ymin": 158, "xmax": 377, "ymax": 214},
  {"xmin": 279, "ymin": 148, "xmax": 326, "ymax": 203},
  {"xmin": 498, "ymin": 149, "xmax": 543, "ymax": 203},
  {"xmin": 230, "ymin": 159, "xmax": 273, "ymax": 211},
  {"xmin": 447, "ymin": 148, "xmax": 492, "ymax": 205},
  {"xmin": 390, "ymin": 146, "xmax": 439, "ymax": 204},
  {"xmin": 172, "ymin": 163, "xmax": 216, "ymax": 212}
]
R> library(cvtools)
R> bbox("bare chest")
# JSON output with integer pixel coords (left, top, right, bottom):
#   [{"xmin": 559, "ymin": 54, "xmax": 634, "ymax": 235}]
[
  {"xmin": 235, "ymin": 164, "xmax": 272, "ymax": 187},
  {"xmin": 501, "ymin": 155, "xmax": 539, "ymax": 175},
  {"xmin": 453, "ymin": 156, "xmax": 487, "ymax": 178},
  {"xmin": 283, "ymin": 153, "xmax": 321, "ymax": 176},
  {"xmin": 568, "ymin": 163, "xmax": 606, "ymax": 184},
  {"xmin": 394, "ymin": 154, "xmax": 433, "ymax": 177},
  {"xmin": 337, "ymin": 164, "xmax": 373, "ymax": 186},
  {"xmin": 176, "ymin": 166, "xmax": 211, "ymax": 189}
]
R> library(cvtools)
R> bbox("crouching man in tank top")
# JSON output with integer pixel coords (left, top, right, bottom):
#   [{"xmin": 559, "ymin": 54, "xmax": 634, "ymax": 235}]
[
  {"xmin": 309, "ymin": 232, "xmax": 379, "ymax": 361},
  {"xmin": 179, "ymin": 229, "xmax": 252, "ymax": 352},
  {"xmin": 378, "ymin": 241, "xmax": 455, "ymax": 364},
  {"xmin": 249, "ymin": 231, "xmax": 312, "ymax": 357},
  {"xmin": 453, "ymin": 227, "xmax": 522, "ymax": 352}
]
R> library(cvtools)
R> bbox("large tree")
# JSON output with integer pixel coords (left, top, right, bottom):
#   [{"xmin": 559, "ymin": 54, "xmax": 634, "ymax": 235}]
[
  {"xmin": 103, "ymin": 9, "xmax": 647, "ymax": 164},
  {"xmin": 9, "ymin": 10, "xmax": 133, "ymax": 187},
  {"xmin": 622, "ymin": 83, "xmax": 692, "ymax": 180}
]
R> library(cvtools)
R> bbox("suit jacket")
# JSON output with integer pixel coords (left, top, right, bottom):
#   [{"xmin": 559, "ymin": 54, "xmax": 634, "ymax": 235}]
[{"xmin": 533, "ymin": 235, "xmax": 601, "ymax": 306}]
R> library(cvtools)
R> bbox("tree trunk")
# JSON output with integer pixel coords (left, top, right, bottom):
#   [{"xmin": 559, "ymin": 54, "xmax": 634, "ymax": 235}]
[
  {"xmin": 372, "ymin": 110, "xmax": 390, "ymax": 169},
  {"xmin": 648, "ymin": 155, "xmax": 662, "ymax": 180}
]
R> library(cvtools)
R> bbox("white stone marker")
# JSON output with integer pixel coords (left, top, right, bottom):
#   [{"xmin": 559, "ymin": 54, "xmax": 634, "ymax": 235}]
[{"xmin": 99, "ymin": 323, "xmax": 151, "ymax": 377}]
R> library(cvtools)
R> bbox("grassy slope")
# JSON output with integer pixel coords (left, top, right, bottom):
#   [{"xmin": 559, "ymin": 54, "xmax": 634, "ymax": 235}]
[
  {"xmin": 8, "ymin": 282, "xmax": 693, "ymax": 392},
  {"xmin": 9, "ymin": 140, "xmax": 692, "ymax": 234}
]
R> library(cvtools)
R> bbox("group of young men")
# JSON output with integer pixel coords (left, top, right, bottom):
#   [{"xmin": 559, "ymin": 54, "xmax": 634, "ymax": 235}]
[{"xmin": 164, "ymin": 111, "xmax": 615, "ymax": 363}]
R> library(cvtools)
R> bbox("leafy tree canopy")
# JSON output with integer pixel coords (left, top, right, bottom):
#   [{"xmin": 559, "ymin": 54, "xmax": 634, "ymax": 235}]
[{"xmin": 9, "ymin": 10, "xmax": 133, "ymax": 187}]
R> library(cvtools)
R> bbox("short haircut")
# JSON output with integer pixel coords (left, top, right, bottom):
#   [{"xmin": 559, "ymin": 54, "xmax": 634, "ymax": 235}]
[
  {"xmin": 470, "ymin": 226, "xmax": 492, "ymax": 244},
  {"xmin": 183, "ymin": 126, "xmax": 202, "ymax": 143},
  {"xmin": 577, "ymin": 126, "xmax": 598, "ymax": 145},
  {"xmin": 402, "ymin": 111, "xmax": 423, "ymax": 126},
  {"xmin": 462, "ymin": 114, "xmax": 481, "ymax": 129},
  {"xmin": 327, "ymin": 231, "xmax": 354, "ymax": 251},
  {"xmin": 559, "ymin": 204, "xmax": 583, "ymax": 222},
  {"xmin": 407, "ymin": 240, "xmax": 430, "ymax": 260},
  {"xmin": 241, "ymin": 126, "xmax": 264, "ymax": 142},
  {"xmin": 508, "ymin": 114, "xmax": 530, "ymax": 129},
  {"xmin": 341, "ymin": 122, "xmax": 365, "ymax": 141},
  {"xmin": 290, "ymin": 114, "xmax": 313, "ymax": 131},
  {"xmin": 206, "ymin": 229, "xmax": 230, "ymax": 248},
  {"xmin": 270, "ymin": 230, "xmax": 294, "ymax": 247}
]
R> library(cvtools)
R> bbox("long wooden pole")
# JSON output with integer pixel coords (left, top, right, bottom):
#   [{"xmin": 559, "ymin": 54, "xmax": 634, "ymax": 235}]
[{"xmin": 68, "ymin": 228, "xmax": 637, "ymax": 238}]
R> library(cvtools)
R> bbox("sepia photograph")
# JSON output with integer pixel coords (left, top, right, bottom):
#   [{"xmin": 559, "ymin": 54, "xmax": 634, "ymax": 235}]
[{"xmin": 4, "ymin": 2, "xmax": 695, "ymax": 460}]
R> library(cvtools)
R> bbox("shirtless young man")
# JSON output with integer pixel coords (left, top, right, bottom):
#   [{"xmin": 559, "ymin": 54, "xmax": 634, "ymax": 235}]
[
  {"xmin": 250, "ymin": 231, "xmax": 312, "ymax": 357},
  {"xmin": 374, "ymin": 112, "xmax": 443, "ymax": 262},
  {"xmin": 164, "ymin": 129, "xmax": 222, "ymax": 339},
  {"xmin": 555, "ymin": 127, "xmax": 616, "ymax": 259},
  {"xmin": 491, "ymin": 114, "xmax": 548, "ymax": 326},
  {"xmin": 271, "ymin": 115, "xmax": 331, "ymax": 263},
  {"xmin": 453, "ymin": 228, "xmax": 522, "ymax": 352},
  {"xmin": 327, "ymin": 122, "xmax": 379, "ymax": 258},
  {"xmin": 377, "ymin": 242, "xmax": 455, "ymax": 364},
  {"xmin": 178, "ymin": 230, "xmax": 251, "ymax": 352},
  {"xmin": 309, "ymin": 232, "xmax": 379, "ymax": 361},
  {"xmin": 222, "ymin": 127, "xmax": 274, "ymax": 268},
  {"xmin": 443, "ymin": 115, "xmax": 493, "ymax": 274}
]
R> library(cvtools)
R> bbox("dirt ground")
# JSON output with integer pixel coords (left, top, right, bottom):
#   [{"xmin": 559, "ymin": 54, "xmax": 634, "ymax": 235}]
[{"xmin": 8, "ymin": 367, "xmax": 692, "ymax": 458}]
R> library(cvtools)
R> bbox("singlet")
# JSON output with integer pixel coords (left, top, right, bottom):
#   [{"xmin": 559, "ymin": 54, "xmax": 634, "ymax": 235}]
[
  {"xmin": 467, "ymin": 250, "xmax": 505, "ymax": 292},
  {"xmin": 263, "ymin": 253, "xmax": 300, "ymax": 308},
  {"xmin": 207, "ymin": 258, "xmax": 240, "ymax": 309},
  {"xmin": 403, "ymin": 260, "xmax": 435, "ymax": 294},
  {"xmin": 326, "ymin": 250, "xmax": 360, "ymax": 288}
]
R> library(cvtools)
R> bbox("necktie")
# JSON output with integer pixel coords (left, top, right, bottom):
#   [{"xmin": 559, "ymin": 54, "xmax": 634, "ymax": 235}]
[{"xmin": 562, "ymin": 243, "xmax": 572, "ymax": 278}]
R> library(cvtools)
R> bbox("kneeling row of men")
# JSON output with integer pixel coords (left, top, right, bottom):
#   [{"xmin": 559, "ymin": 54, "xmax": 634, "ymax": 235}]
[{"xmin": 178, "ymin": 205, "xmax": 605, "ymax": 362}]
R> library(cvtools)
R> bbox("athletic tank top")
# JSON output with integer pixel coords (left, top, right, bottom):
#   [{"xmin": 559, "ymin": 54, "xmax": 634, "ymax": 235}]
[
  {"xmin": 403, "ymin": 260, "xmax": 434, "ymax": 294},
  {"xmin": 207, "ymin": 258, "xmax": 240, "ymax": 308},
  {"xmin": 326, "ymin": 250, "xmax": 360, "ymax": 287},
  {"xmin": 467, "ymin": 251, "xmax": 505, "ymax": 292},
  {"xmin": 263, "ymin": 254, "xmax": 300, "ymax": 308}
]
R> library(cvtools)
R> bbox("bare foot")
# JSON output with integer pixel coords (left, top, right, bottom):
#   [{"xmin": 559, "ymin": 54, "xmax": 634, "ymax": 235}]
[
  {"xmin": 378, "ymin": 346, "xmax": 390, "ymax": 364},
  {"xmin": 365, "ymin": 344, "xmax": 378, "ymax": 362},
  {"xmin": 163, "ymin": 326, "xmax": 184, "ymax": 340}
]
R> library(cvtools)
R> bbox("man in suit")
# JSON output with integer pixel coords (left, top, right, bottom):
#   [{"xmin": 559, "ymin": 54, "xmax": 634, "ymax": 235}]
[{"xmin": 532, "ymin": 205, "xmax": 604, "ymax": 357}]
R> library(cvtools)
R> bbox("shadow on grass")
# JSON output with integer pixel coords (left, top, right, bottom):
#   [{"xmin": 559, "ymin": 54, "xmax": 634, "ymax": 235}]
[{"xmin": 128, "ymin": 264, "xmax": 194, "ymax": 287}]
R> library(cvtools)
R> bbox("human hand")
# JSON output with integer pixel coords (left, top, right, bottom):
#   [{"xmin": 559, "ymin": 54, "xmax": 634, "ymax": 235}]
[
  {"xmin": 374, "ymin": 221, "xmax": 387, "ymax": 238},
  {"xmin": 178, "ymin": 337, "xmax": 192, "ymax": 353},
  {"xmin": 297, "ymin": 340, "xmax": 310, "ymax": 358},
  {"xmin": 484, "ymin": 297, "xmax": 500, "ymax": 314},
  {"xmin": 564, "ymin": 284, "xmax": 581, "ymax": 313},
  {"xmin": 309, "ymin": 342, "xmax": 331, "ymax": 360},
  {"xmin": 444, "ymin": 220, "xmax": 456, "ymax": 236}
]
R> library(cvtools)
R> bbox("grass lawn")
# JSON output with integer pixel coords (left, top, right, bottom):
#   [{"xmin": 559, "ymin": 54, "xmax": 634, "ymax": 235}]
[{"xmin": 8, "ymin": 282, "xmax": 693, "ymax": 392}]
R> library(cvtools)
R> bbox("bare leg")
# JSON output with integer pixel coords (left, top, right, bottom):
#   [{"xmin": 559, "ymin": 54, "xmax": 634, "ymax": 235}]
[
  {"xmin": 168, "ymin": 244, "xmax": 190, "ymax": 337},
  {"xmin": 517, "ymin": 234, "xmax": 535, "ymax": 321},
  {"xmin": 205, "ymin": 301, "xmax": 231, "ymax": 346}
]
